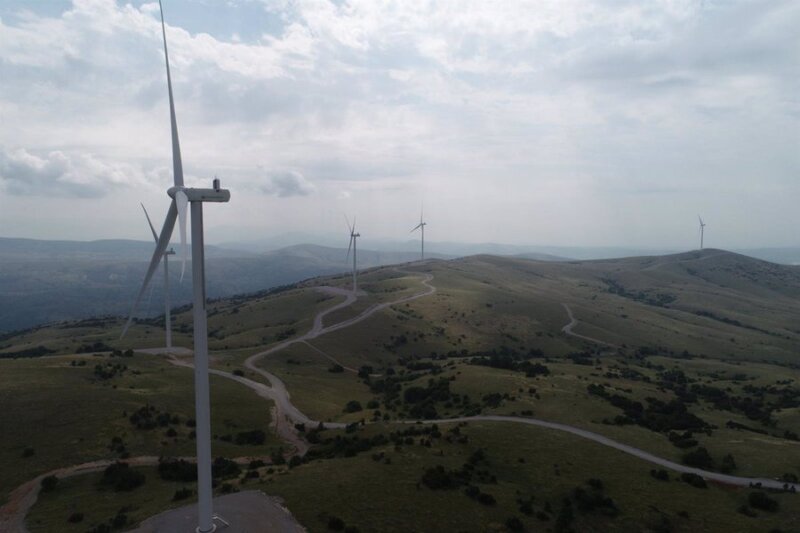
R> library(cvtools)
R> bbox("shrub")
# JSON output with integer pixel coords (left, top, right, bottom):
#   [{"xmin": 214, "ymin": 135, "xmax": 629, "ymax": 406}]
[
  {"xmin": 22, "ymin": 447, "xmax": 34, "ymax": 458},
  {"xmin": 158, "ymin": 459, "xmax": 197, "ymax": 482},
  {"xmin": 682, "ymin": 447, "xmax": 713, "ymax": 469},
  {"xmin": 506, "ymin": 516, "xmax": 524, "ymax": 531},
  {"xmin": 748, "ymin": 491, "xmax": 778, "ymax": 512},
  {"xmin": 212, "ymin": 457, "xmax": 241, "ymax": 480},
  {"xmin": 67, "ymin": 512, "xmax": 84, "ymax": 523},
  {"xmin": 40, "ymin": 475, "xmax": 59, "ymax": 492},
  {"xmin": 680, "ymin": 473, "xmax": 707, "ymax": 489},
  {"xmin": 173, "ymin": 487, "xmax": 193, "ymax": 501},
  {"xmin": 477, "ymin": 492, "xmax": 497, "ymax": 506},
  {"xmin": 235, "ymin": 429, "xmax": 266, "ymax": 445},
  {"xmin": 344, "ymin": 400, "xmax": 363, "ymax": 413},
  {"xmin": 327, "ymin": 516, "xmax": 345, "ymax": 530},
  {"xmin": 101, "ymin": 462, "xmax": 145, "ymax": 491},
  {"xmin": 650, "ymin": 469, "xmax": 669, "ymax": 481}
]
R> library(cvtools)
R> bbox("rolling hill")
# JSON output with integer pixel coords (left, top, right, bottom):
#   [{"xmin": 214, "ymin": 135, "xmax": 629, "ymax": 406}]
[{"xmin": 2, "ymin": 248, "xmax": 800, "ymax": 532}]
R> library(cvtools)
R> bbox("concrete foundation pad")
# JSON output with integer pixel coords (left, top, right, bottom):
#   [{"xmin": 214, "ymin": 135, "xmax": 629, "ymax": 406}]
[{"xmin": 132, "ymin": 491, "xmax": 305, "ymax": 533}]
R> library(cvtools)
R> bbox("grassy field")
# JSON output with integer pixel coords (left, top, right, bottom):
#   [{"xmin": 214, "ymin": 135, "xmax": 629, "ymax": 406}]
[
  {"xmin": 26, "ymin": 422, "xmax": 800, "ymax": 532},
  {"xmin": 7, "ymin": 250, "xmax": 800, "ymax": 531},
  {"xmin": 0, "ymin": 353, "xmax": 282, "ymax": 505}
]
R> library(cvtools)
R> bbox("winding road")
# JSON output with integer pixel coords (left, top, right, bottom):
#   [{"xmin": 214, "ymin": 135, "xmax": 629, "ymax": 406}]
[
  {"xmin": 560, "ymin": 302, "xmax": 616, "ymax": 347},
  {"xmin": 3, "ymin": 266, "xmax": 797, "ymax": 531}
]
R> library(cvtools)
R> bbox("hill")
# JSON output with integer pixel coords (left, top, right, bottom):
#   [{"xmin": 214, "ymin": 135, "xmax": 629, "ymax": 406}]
[{"xmin": 2, "ymin": 249, "xmax": 800, "ymax": 532}]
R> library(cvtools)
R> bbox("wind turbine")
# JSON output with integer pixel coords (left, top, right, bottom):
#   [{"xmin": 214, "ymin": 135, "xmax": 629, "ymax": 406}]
[
  {"xmin": 410, "ymin": 208, "xmax": 427, "ymax": 261},
  {"xmin": 698, "ymin": 215, "xmax": 706, "ymax": 250},
  {"xmin": 345, "ymin": 216, "xmax": 360, "ymax": 294},
  {"xmin": 121, "ymin": 2, "xmax": 230, "ymax": 532},
  {"xmin": 141, "ymin": 203, "xmax": 176, "ymax": 349}
]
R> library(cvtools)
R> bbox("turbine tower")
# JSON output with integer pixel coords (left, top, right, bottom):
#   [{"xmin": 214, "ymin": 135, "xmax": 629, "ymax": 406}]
[
  {"xmin": 346, "ymin": 216, "xmax": 360, "ymax": 294},
  {"xmin": 141, "ymin": 203, "xmax": 176, "ymax": 349},
  {"xmin": 410, "ymin": 208, "xmax": 427, "ymax": 261},
  {"xmin": 698, "ymin": 215, "xmax": 706, "ymax": 250},
  {"xmin": 121, "ymin": 2, "xmax": 230, "ymax": 531}
]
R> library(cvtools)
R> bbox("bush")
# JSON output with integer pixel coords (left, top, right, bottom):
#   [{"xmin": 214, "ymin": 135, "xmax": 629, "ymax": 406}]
[
  {"xmin": 327, "ymin": 516, "xmax": 345, "ymax": 530},
  {"xmin": 680, "ymin": 473, "xmax": 707, "ymax": 489},
  {"xmin": 101, "ymin": 462, "xmax": 145, "ymax": 492},
  {"xmin": 328, "ymin": 364, "xmax": 344, "ymax": 373},
  {"xmin": 235, "ymin": 429, "xmax": 266, "ymax": 445},
  {"xmin": 682, "ymin": 447, "xmax": 714, "ymax": 469},
  {"xmin": 67, "ymin": 512, "xmax": 84, "ymax": 523},
  {"xmin": 748, "ymin": 491, "xmax": 778, "ymax": 512},
  {"xmin": 212, "ymin": 457, "xmax": 241, "ymax": 480},
  {"xmin": 650, "ymin": 469, "xmax": 669, "ymax": 481},
  {"xmin": 173, "ymin": 487, "xmax": 193, "ymax": 501},
  {"xmin": 111, "ymin": 511, "xmax": 128, "ymax": 528},
  {"xmin": 41, "ymin": 475, "xmax": 59, "ymax": 492},
  {"xmin": 22, "ymin": 447, "xmax": 35, "ymax": 458},
  {"xmin": 158, "ymin": 459, "xmax": 197, "ymax": 482},
  {"xmin": 506, "ymin": 516, "xmax": 524, "ymax": 531},
  {"xmin": 344, "ymin": 400, "xmax": 363, "ymax": 413},
  {"xmin": 477, "ymin": 492, "xmax": 497, "ymax": 506}
]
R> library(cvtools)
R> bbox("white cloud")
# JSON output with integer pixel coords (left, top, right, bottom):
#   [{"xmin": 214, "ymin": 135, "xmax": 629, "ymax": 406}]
[
  {"xmin": 0, "ymin": 0, "xmax": 797, "ymax": 246},
  {"xmin": 260, "ymin": 170, "xmax": 315, "ymax": 197},
  {"xmin": 0, "ymin": 146, "xmax": 156, "ymax": 197}
]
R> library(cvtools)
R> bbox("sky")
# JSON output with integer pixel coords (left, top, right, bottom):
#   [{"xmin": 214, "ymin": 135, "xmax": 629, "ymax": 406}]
[{"xmin": 0, "ymin": 0, "xmax": 798, "ymax": 249}]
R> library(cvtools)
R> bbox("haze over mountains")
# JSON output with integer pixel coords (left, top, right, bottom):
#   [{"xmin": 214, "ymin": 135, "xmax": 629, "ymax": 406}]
[{"xmin": 1, "ymin": 236, "xmax": 799, "ymax": 334}]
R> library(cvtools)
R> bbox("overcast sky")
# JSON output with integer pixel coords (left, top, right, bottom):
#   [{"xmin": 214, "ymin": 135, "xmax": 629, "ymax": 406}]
[{"xmin": 0, "ymin": 0, "xmax": 797, "ymax": 249}]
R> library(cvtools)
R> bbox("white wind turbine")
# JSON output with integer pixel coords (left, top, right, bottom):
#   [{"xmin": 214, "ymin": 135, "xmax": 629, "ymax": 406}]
[
  {"xmin": 410, "ymin": 207, "xmax": 427, "ymax": 261},
  {"xmin": 698, "ymin": 215, "xmax": 706, "ymax": 250},
  {"xmin": 121, "ymin": 2, "xmax": 229, "ymax": 531},
  {"xmin": 141, "ymin": 203, "xmax": 176, "ymax": 349},
  {"xmin": 345, "ymin": 216, "xmax": 360, "ymax": 294}
]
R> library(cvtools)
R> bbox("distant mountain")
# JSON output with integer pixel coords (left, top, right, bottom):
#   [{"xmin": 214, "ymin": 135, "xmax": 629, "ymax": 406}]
[
  {"xmin": 0, "ymin": 240, "xmax": 444, "ymax": 333},
  {"xmin": 0, "ymin": 237, "xmax": 251, "ymax": 262}
]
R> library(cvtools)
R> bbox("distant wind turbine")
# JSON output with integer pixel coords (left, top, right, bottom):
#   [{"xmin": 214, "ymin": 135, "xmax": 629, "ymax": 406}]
[
  {"xmin": 141, "ymin": 203, "xmax": 175, "ymax": 349},
  {"xmin": 121, "ymin": 2, "xmax": 230, "ymax": 532},
  {"xmin": 698, "ymin": 215, "xmax": 706, "ymax": 250},
  {"xmin": 410, "ymin": 207, "xmax": 427, "ymax": 261},
  {"xmin": 345, "ymin": 216, "xmax": 360, "ymax": 294}
]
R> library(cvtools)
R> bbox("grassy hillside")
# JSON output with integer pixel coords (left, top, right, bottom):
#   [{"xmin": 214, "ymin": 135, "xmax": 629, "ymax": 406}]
[{"xmin": 3, "ymin": 249, "xmax": 799, "ymax": 531}]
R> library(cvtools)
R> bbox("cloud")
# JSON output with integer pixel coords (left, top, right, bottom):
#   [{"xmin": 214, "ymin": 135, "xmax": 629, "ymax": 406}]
[
  {"xmin": 0, "ymin": 146, "xmax": 153, "ymax": 197},
  {"xmin": 260, "ymin": 170, "xmax": 315, "ymax": 197},
  {"xmin": 0, "ymin": 0, "xmax": 797, "ymax": 246}
]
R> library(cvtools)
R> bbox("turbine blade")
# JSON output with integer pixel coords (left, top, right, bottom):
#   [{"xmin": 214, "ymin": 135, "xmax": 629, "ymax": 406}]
[
  {"xmin": 343, "ymin": 214, "xmax": 352, "ymax": 233},
  {"xmin": 176, "ymin": 189, "xmax": 189, "ymax": 281},
  {"xmin": 140, "ymin": 203, "xmax": 159, "ymax": 242},
  {"xmin": 411, "ymin": 223, "xmax": 422, "ymax": 232},
  {"xmin": 159, "ymin": 0, "xmax": 184, "ymax": 188},
  {"xmin": 346, "ymin": 235, "xmax": 353, "ymax": 263},
  {"xmin": 121, "ymin": 200, "xmax": 178, "ymax": 338}
]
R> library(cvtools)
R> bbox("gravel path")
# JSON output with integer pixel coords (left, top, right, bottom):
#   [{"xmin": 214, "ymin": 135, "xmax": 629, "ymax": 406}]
[{"xmin": 561, "ymin": 302, "xmax": 616, "ymax": 347}]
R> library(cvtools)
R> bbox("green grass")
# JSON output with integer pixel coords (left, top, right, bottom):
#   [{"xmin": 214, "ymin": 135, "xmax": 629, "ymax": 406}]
[
  {"xmin": 0, "ymin": 353, "xmax": 281, "ymax": 504},
  {"xmin": 26, "ymin": 422, "xmax": 800, "ymax": 532},
  {"xmin": 27, "ymin": 466, "xmax": 180, "ymax": 533}
]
